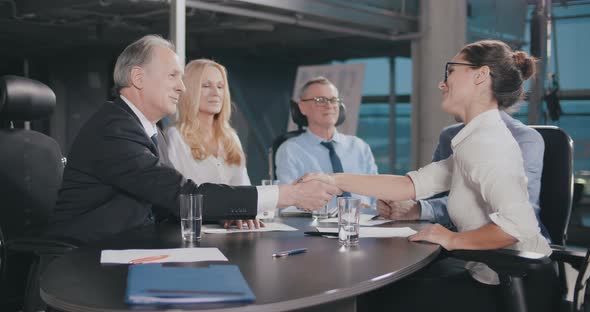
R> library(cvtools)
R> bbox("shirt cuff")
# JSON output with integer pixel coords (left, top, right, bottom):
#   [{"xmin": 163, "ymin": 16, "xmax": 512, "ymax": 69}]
[
  {"xmin": 256, "ymin": 185, "xmax": 279, "ymax": 214},
  {"xmin": 418, "ymin": 199, "xmax": 435, "ymax": 222},
  {"xmin": 406, "ymin": 171, "xmax": 427, "ymax": 199},
  {"xmin": 488, "ymin": 212, "xmax": 526, "ymax": 241}
]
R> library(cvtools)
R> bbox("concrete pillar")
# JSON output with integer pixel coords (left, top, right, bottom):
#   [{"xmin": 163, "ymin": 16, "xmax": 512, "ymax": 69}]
[
  {"xmin": 170, "ymin": 0, "xmax": 186, "ymax": 66},
  {"xmin": 411, "ymin": 0, "xmax": 467, "ymax": 169}
]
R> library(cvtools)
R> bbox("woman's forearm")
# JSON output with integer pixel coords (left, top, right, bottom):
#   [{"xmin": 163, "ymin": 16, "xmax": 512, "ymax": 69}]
[
  {"xmin": 448, "ymin": 223, "xmax": 517, "ymax": 251},
  {"xmin": 332, "ymin": 174, "xmax": 416, "ymax": 201}
]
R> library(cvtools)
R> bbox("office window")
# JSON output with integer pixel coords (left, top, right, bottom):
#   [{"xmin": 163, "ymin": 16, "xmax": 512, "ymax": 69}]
[
  {"xmin": 548, "ymin": 101, "xmax": 590, "ymax": 173},
  {"xmin": 333, "ymin": 57, "xmax": 412, "ymax": 174},
  {"xmin": 518, "ymin": 4, "xmax": 590, "ymax": 177},
  {"xmin": 357, "ymin": 103, "xmax": 411, "ymax": 174}
]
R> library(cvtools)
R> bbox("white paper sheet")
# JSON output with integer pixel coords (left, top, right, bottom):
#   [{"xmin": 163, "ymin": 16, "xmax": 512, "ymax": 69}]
[
  {"xmin": 202, "ymin": 222, "xmax": 298, "ymax": 234},
  {"xmin": 316, "ymin": 227, "xmax": 417, "ymax": 238},
  {"xmin": 100, "ymin": 248, "xmax": 227, "ymax": 264},
  {"xmin": 318, "ymin": 214, "xmax": 393, "ymax": 226}
]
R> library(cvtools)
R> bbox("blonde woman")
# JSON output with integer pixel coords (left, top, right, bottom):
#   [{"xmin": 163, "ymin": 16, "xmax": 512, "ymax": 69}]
[{"xmin": 165, "ymin": 59, "xmax": 259, "ymax": 228}]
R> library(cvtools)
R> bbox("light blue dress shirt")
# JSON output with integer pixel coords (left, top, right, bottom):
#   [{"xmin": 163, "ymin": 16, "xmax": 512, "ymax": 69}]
[
  {"xmin": 275, "ymin": 129, "xmax": 378, "ymax": 208},
  {"xmin": 420, "ymin": 111, "xmax": 549, "ymax": 240}
]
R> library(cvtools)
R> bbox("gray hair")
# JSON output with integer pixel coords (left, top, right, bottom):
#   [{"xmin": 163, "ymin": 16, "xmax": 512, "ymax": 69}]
[
  {"xmin": 298, "ymin": 76, "xmax": 339, "ymax": 99},
  {"xmin": 113, "ymin": 34, "xmax": 175, "ymax": 92}
]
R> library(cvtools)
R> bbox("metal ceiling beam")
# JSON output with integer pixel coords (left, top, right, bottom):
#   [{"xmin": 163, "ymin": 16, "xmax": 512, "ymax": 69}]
[
  {"xmin": 20, "ymin": 0, "xmax": 97, "ymax": 14},
  {"xmin": 233, "ymin": 0, "xmax": 417, "ymax": 31},
  {"xmin": 185, "ymin": 0, "xmax": 419, "ymax": 42}
]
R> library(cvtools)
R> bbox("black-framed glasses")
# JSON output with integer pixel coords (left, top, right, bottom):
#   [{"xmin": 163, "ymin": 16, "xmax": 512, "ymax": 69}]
[
  {"xmin": 444, "ymin": 62, "xmax": 493, "ymax": 82},
  {"xmin": 300, "ymin": 96, "xmax": 343, "ymax": 107}
]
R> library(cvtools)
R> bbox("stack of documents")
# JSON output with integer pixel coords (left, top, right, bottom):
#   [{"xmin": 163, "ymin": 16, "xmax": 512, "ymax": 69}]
[
  {"xmin": 202, "ymin": 223, "xmax": 297, "ymax": 234},
  {"xmin": 125, "ymin": 264, "xmax": 255, "ymax": 304},
  {"xmin": 318, "ymin": 214, "xmax": 393, "ymax": 226},
  {"xmin": 279, "ymin": 206, "xmax": 312, "ymax": 217}
]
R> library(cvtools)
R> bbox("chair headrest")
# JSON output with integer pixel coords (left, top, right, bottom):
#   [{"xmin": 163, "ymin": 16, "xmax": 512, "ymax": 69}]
[
  {"xmin": 0, "ymin": 75, "xmax": 55, "ymax": 120},
  {"xmin": 289, "ymin": 100, "xmax": 346, "ymax": 129}
]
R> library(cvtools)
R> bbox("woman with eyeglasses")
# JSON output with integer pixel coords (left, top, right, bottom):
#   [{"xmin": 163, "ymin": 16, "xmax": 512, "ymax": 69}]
[
  {"xmin": 301, "ymin": 40, "xmax": 556, "ymax": 311},
  {"xmin": 165, "ymin": 59, "xmax": 262, "ymax": 229}
]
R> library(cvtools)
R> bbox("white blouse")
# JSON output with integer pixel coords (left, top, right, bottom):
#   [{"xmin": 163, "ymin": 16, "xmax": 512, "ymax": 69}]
[
  {"xmin": 407, "ymin": 109, "xmax": 551, "ymax": 285},
  {"xmin": 164, "ymin": 127, "xmax": 251, "ymax": 186}
]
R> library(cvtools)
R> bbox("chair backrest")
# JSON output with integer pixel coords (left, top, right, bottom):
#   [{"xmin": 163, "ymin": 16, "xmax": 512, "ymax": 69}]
[
  {"xmin": 573, "ymin": 248, "xmax": 590, "ymax": 312},
  {"xmin": 530, "ymin": 125, "xmax": 574, "ymax": 246},
  {"xmin": 269, "ymin": 100, "xmax": 347, "ymax": 179},
  {"xmin": 0, "ymin": 75, "xmax": 62, "ymax": 240}
]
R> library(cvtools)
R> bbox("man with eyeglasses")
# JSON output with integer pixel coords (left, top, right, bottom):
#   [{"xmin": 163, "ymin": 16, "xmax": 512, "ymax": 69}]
[{"xmin": 275, "ymin": 76, "xmax": 378, "ymax": 208}]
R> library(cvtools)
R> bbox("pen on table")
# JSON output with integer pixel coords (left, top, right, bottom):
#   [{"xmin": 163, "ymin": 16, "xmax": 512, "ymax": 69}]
[
  {"xmin": 303, "ymin": 231, "xmax": 339, "ymax": 237},
  {"xmin": 129, "ymin": 255, "xmax": 169, "ymax": 264},
  {"xmin": 272, "ymin": 248, "xmax": 308, "ymax": 258}
]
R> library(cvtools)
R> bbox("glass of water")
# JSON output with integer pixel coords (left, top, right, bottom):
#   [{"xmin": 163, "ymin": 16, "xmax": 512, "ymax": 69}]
[
  {"xmin": 260, "ymin": 179, "xmax": 280, "ymax": 221},
  {"xmin": 312, "ymin": 204, "xmax": 330, "ymax": 219},
  {"xmin": 338, "ymin": 197, "xmax": 361, "ymax": 246},
  {"xmin": 179, "ymin": 193, "xmax": 203, "ymax": 241}
]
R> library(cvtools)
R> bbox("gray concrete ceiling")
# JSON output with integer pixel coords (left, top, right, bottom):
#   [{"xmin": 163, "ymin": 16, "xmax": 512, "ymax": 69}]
[{"xmin": 1, "ymin": 0, "xmax": 418, "ymax": 61}]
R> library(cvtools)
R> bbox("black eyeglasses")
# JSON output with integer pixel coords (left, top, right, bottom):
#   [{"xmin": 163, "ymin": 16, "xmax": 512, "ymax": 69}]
[
  {"xmin": 300, "ymin": 96, "xmax": 343, "ymax": 107},
  {"xmin": 444, "ymin": 62, "xmax": 493, "ymax": 82}
]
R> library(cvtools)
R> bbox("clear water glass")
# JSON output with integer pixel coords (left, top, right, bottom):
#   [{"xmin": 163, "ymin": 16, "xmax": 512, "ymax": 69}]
[{"xmin": 338, "ymin": 197, "xmax": 361, "ymax": 246}]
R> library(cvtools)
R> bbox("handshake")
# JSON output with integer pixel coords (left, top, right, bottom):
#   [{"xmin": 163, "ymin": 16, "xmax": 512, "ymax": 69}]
[
  {"xmin": 277, "ymin": 173, "xmax": 341, "ymax": 211},
  {"xmin": 279, "ymin": 173, "xmax": 421, "ymax": 221}
]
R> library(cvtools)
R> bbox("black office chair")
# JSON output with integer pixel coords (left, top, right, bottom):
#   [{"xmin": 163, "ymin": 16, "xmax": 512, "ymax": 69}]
[
  {"xmin": 0, "ymin": 75, "xmax": 78, "ymax": 312},
  {"xmin": 269, "ymin": 100, "xmax": 346, "ymax": 179},
  {"xmin": 452, "ymin": 125, "xmax": 590, "ymax": 312}
]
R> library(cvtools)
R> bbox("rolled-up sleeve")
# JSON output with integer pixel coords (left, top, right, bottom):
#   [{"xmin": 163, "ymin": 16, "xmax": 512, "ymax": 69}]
[{"xmin": 406, "ymin": 157, "xmax": 453, "ymax": 200}]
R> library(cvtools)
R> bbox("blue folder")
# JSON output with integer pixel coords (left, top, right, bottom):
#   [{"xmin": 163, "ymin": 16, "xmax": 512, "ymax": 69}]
[{"xmin": 125, "ymin": 264, "xmax": 256, "ymax": 304}]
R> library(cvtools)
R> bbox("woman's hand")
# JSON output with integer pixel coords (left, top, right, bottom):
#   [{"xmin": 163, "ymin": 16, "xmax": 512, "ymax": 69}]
[
  {"xmin": 223, "ymin": 219, "xmax": 265, "ymax": 230},
  {"xmin": 409, "ymin": 224, "xmax": 456, "ymax": 250},
  {"xmin": 297, "ymin": 173, "xmax": 336, "ymax": 186}
]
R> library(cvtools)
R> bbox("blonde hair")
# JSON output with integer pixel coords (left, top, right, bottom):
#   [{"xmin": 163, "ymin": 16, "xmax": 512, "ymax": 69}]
[{"xmin": 176, "ymin": 59, "xmax": 244, "ymax": 166}]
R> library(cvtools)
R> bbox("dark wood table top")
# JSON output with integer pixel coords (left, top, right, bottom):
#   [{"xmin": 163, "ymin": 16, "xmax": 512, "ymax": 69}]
[{"xmin": 40, "ymin": 217, "xmax": 440, "ymax": 312}]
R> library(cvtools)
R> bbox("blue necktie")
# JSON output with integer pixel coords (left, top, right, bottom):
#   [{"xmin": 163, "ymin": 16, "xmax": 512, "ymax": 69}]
[
  {"xmin": 150, "ymin": 134, "xmax": 159, "ymax": 157},
  {"xmin": 320, "ymin": 141, "xmax": 351, "ymax": 197}
]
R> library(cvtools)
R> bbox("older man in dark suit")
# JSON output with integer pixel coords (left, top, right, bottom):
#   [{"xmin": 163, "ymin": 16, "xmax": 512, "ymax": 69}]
[{"xmin": 45, "ymin": 35, "xmax": 339, "ymax": 244}]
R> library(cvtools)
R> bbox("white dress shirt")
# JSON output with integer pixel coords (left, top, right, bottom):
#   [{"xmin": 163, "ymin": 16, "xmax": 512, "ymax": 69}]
[
  {"xmin": 120, "ymin": 95, "xmax": 158, "ymax": 138},
  {"xmin": 276, "ymin": 129, "xmax": 378, "ymax": 208},
  {"xmin": 407, "ymin": 109, "xmax": 551, "ymax": 285},
  {"xmin": 164, "ymin": 126, "xmax": 278, "ymax": 214}
]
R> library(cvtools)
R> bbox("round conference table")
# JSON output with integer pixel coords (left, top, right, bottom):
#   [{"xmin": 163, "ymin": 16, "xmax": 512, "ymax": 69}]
[{"xmin": 40, "ymin": 217, "xmax": 440, "ymax": 312}]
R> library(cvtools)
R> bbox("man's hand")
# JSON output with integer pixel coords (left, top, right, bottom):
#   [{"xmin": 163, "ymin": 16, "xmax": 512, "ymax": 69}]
[
  {"xmin": 377, "ymin": 199, "xmax": 421, "ymax": 220},
  {"xmin": 223, "ymin": 219, "xmax": 265, "ymax": 230},
  {"xmin": 409, "ymin": 224, "xmax": 456, "ymax": 250},
  {"xmin": 277, "ymin": 180, "xmax": 341, "ymax": 210},
  {"xmin": 298, "ymin": 173, "xmax": 335, "ymax": 185}
]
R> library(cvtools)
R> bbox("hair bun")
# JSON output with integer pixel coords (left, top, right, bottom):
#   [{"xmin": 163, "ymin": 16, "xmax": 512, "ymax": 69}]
[{"xmin": 513, "ymin": 51, "xmax": 536, "ymax": 80}]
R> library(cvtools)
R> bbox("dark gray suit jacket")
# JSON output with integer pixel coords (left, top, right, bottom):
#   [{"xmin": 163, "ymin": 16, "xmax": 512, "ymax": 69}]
[{"xmin": 46, "ymin": 97, "xmax": 257, "ymax": 244}]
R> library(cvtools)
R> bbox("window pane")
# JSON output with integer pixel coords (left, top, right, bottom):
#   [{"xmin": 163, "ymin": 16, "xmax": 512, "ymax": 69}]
[
  {"xmin": 357, "ymin": 103, "xmax": 411, "ymax": 174},
  {"xmin": 548, "ymin": 100, "xmax": 590, "ymax": 173},
  {"xmin": 551, "ymin": 5, "xmax": 590, "ymax": 90},
  {"xmin": 395, "ymin": 57, "xmax": 412, "ymax": 94},
  {"xmin": 357, "ymin": 104, "xmax": 390, "ymax": 173},
  {"xmin": 394, "ymin": 104, "xmax": 412, "ymax": 175},
  {"xmin": 333, "ymin": 57, "xmax": 390, "ymax": 96}
]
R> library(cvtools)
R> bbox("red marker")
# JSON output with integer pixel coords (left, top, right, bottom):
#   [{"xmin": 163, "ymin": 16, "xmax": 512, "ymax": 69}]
[{"xmin": 129, "ymin": 255, "xmax": 169, "ymax": 264}]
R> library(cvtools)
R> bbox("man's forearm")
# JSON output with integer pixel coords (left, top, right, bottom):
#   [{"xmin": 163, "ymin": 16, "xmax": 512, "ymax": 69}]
[{"xmin": 277, "ymin": 184, "xmax": 296, "ymax": 208}]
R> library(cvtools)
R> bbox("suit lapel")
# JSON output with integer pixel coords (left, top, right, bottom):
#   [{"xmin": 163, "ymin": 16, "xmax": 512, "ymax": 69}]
[{"xmin": 114, "ymin": 96, "xmax": 159, "ymax": 157}]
